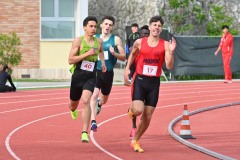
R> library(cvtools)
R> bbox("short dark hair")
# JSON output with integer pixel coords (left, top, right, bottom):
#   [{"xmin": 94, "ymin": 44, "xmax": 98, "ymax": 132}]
[
  {"xmin": 3, "ymin": 64, "xmax": 8, "ymax": 71},
  {"xmin": 83, "ymin": 16, "xmax": 98, "ymax": 26},
  {"xmin": 102, "ymin": 16, "xmax": 115, "ymax": 25},
  {"xmin": 140, "ymin": 25, "xmax": 149, "ymax": 31},
  {"xmin": 131, "ymin": 23, "xmax": 139, "ymax": 28},
  {"xmin": 149, "ymin": 16, "xmax": 164, "ymax": 25},
  {"xmin": 222, "ymin": 25, "xmax": 229, "ymax": 30}
]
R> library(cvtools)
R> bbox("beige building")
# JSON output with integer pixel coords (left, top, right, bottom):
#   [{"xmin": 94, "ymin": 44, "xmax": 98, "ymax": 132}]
[{"xmin": 0, "ymin": 0, "xmax": 88, "ymax": 79}]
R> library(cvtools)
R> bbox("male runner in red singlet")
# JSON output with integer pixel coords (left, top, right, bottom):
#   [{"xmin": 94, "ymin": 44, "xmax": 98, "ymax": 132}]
[
  {"xmin": 124, "ymin": 16, "xmax": 176, "ymax": 153},
  {"xmin": 129, "ymin": 25, "xmax": 150, "ymax": 139}
]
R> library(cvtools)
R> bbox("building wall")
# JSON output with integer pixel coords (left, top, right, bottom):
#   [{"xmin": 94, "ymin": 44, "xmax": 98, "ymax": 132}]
[
  {"xmin": 0, "ymin": 0, "xmax": 40, "ymax": 68},
  {"xmin": 40, "ymin": 41, "xmax": 72, "ymax": 69},
  {"xmin": 0, "ymin": 0, "xmax": 89, "ymax": 79}
]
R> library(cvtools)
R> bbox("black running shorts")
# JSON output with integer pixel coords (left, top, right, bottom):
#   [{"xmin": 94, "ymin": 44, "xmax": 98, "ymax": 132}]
[
  {"xmin": 132, "ymin": 74, "xmax": 160, "ymax": 107},
  {"xmin": 95, "ymin": 70, "xmax": 114, "ymax": 96},
  {"xmin": 70, "ymin": 72, "xmax": 96, "ymax": 101}
]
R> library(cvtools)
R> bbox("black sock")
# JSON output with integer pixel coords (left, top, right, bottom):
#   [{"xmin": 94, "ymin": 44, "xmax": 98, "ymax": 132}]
[
  {"xmin": 92, "ymin": 120, "xmax": 96, "ymax": 124},
  {"xmin": 82, "ymin": 131, "xmax": 88, "ymax": 134}
]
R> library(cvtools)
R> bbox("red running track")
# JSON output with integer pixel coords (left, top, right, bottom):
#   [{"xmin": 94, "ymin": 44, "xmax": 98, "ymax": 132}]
[{"xmin": 0, "ymin": 81, "xmax": 240, "ymax": 160}]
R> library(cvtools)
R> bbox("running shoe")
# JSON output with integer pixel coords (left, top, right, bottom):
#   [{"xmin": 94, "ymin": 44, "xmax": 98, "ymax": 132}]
[
  {"xmin": 91, "ymin": 121, "xmax": 98, "ymax": 132},
  {"xmin": 130, "ymin": 140, "xmax": 144, "ymax": 153},
  {"xmin": 130, "ymin": 128, "xmax": 137, "ymax": 139},
  {"xmin": 128, "ymin": 108, "xmax": 134, "ymax": 119},
  {"xmin": 96, "ymin": 98, "xmax": 102, "ymax": 115},
  {"xmin": 224, "ymin": 80, "xmax": 233, "ymax": 84},
  {"xmin": 71, "ymin": 110, "xmax": 78, "ymax": 120},
  {"xmin": 81, "ymin": 132, "xmax": 89, "ymax": 143},
  {"xmin": 227, "ymin": 80, "xmax": 232, "ymax": 84}
]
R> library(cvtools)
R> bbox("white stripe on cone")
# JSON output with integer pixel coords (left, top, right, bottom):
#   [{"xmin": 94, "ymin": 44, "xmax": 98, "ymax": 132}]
[
  {"xmin": 180, "ymin": 130, "xmax": 192, "ymax": 135},
  {"xmin": 183, "ymin": 110, "xmax": 188, "ymax": 115},
  {"xmin": 181, "ymin": 120, "xmax": 190, "ymax": 125}
]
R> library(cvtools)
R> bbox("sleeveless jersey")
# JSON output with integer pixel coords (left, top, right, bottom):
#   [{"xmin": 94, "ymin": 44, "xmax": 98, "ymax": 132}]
[
  {"xmin": 136, "ymin": 37, "xmax": 165, "ymax": 77},
  {"xmin": 95, "ymin": 34, "xmax": 118, "ymax": 71},
  {"xmin": 71, "ymin": 36, "xmax": 99, "ymax": 76}
]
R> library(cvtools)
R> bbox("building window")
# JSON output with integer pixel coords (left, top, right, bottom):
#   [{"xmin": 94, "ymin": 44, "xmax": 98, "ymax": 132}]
[{"xmin": 41, "ymin": 0, "xmax": 76, "ymax": 39}]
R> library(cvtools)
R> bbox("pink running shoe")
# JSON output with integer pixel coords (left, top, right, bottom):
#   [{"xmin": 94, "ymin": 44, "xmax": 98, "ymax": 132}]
[{"xmin": 130, "ymin": 128, "xmax": 137, "ymax": 139}]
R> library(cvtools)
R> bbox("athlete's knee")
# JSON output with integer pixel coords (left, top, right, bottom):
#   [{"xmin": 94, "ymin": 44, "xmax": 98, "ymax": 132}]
[
  {"xmin": 82, "ymin": 96, "xmax": 91, "ymax": 106},
  {"xmin": 100, "ymin": 96, "xmax": 108, "ymax": 105},
  {"xmin": 144, "ymin": 112, "xmax": 153, "ymax": 121},
  {"xmin": 90, "ymin": 93, "xmax": 98, "ymax": 101},
  {"xmin": 132, "ymin": 107, "xmax": 144, "ymax": 116},
  {"xmin": 143, "ymin": 107, "xmax": 155, "ymax": 120}
]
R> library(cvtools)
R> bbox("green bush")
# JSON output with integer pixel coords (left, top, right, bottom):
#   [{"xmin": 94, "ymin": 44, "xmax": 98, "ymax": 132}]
[
  {"xmin": 207, "ymin": 5, "xmax": 239, "ymax": 36},
  {"xmin": 166, "ymin": 1, "xmax": 239, "ymax": 35},
  {"xmin": 0, "ymin": 32, "xmax": 22, "ymax": 67}
]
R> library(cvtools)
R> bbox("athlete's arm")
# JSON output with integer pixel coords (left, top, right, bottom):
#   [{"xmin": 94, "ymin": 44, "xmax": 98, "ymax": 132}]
[
  {"xmin": 164, "ymin": 37, "xmax": 176, "ymax": 70},
  {"xmin": 7, "ymin": 74, "xmax": 16, "ymax": 91},
  {"xmin": 98, "ymin": 38, "xmax": 107, "ymax": 72},
  {"xmin": 109, "ymin": 36, "xmax": 126, "ymax": 61},
  {"xmin": 215, "ymin": 38, "xmax": 222, "ymax": 56},
  {"xmin": 215, "ymin": 35, "xmax": 225, "ymax": 56},
  {"xmin": 68, "ymin": 37, "xmax": 96, "ymax": 65},
  {"xmin": 214, "ymin": 46, "xmax": 221, "ymax": 56},
  {"xmin": 124, "ymin": 39, "xmax": 140, "ymax": 82}
]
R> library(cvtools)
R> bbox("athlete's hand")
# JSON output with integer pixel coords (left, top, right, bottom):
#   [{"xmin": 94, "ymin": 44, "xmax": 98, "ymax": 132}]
[
  {"xmin": 214, "ymin": 51, "xmax": 218, "ymax": 56},
  {"xmin": 87, "ymin": 48, "xmax": 97, "ymax": 56},
  {"xmin": 102, "ymin": 63, "xmax": 107, "ymax": 73},
  {"xmin": 169, "ymin": 37, "xmax": 176, "ymax": 53},
  {"xmin": 124, "ymin": 68, "xmax": 130, "ymax": 83}
]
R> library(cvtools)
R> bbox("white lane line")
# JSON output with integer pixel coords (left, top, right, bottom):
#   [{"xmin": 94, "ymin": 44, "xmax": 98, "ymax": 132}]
[
  {"xmin": 0, "ymin": 92, "xmax": 68, "ymax": 99},
  {"xmin": 0, "ymin": 88, "xmax": 131, "ymax": 99},
  {"xmin": 90, "ymin": 114, "xmax": 126, "ymax": 160},
  {"xmin": 5, "ymin": 111, "xmax": 73, "ymax": 160},
  {"xmin": 2, "ymin": 91, "xmax": 240, "ymax": 114},
  {"xmin": 1, "ymin": 82, "xmax": 239, "ymax": 99},
  {"xmin": 2, "ymin": 86, "xmax": 240, "ymax": 106},
  {"xmin": 5, "ymin": 95, "xmax": 240, "ymax": 159},
  {"xmin": 168, "ymin": 103, "xmax": 240, "ymax": 160},
  {"xmin": 0, "ymin": 103, "xmax": 67, "ymax": 114},
  {"xmin": 0, "ymin": 102, "xmax": 130, "ymax": 114},
  {"xmin": 90, "ymin": 97, "xmax": 240, "ymax": 159},
  {"xmin": 0, "ymin": 97, "xmax": 68, "ymax": 105}
]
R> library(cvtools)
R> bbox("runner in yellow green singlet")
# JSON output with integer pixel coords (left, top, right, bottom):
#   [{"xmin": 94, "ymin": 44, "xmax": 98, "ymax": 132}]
[{"xmin": 68, "ymin": 16, "xmax": 106, "ymax": 143}]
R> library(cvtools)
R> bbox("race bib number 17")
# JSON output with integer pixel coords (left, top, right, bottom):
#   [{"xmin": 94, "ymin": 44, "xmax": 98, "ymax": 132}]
[
  {"xmin": 143, "ymin": 65, "xmax": 158, "ymax": 76},
  {"xmin": 81, "ymin": 60, "xmax": 95, "ymax": 72}
]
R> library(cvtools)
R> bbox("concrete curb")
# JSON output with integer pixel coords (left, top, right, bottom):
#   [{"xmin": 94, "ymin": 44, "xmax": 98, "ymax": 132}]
[{"xmin": 168, "ymin": 102, "xmax": 240, "ymax": 160}]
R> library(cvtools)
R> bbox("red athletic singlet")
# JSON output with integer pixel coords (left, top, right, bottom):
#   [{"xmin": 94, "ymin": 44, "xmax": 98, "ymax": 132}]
[{"xmin": 136, "ymin": 37, "xmax": 165, "ymax": 77}]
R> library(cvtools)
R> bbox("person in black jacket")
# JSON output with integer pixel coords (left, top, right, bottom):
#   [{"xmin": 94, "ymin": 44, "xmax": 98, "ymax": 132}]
[
  {"xmin": 127, "ymin": 23, "xmax": 140, "ymax": 54},
  {"xmin": 0, "ymin": 64, "xmax": 16, "ymax": 92},
  {"xmin": 125, "ymin": 23, "xmax": 140, "ymax": 86}
]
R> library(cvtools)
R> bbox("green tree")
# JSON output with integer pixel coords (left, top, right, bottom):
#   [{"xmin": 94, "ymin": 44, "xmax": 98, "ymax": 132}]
[
  {"xmin": 168, "ymin": 0, "xmax": 196, "ymax": 34},
  {"xmin": 0, "ymin": 32, "xmax": 22, "ymax": 67},
  {"xmin": 207, "ymin": 5, "xmax": 239, "ymax": 36}
]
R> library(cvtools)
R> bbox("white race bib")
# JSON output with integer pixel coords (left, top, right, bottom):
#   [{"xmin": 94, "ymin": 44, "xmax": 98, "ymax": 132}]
[
  {"xmin": 142, "ymin": 65, "xmax": 158, "ymax": 76},
  {"xmin": 98, "ymin": 51, "xmax": 109, "ymax": 60},
  {"xmin": 81, "ymin": 60, "xmax": 95, "ymax": 72}
]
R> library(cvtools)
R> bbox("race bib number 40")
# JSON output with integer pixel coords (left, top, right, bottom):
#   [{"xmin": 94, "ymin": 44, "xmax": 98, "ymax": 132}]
[
  {"xmin": 143, "ymin": 65, "xmax": 158, "ymax": 76},
  {"xmin": 81, "ymin": 60, "xmax": 95, "ymax": 72}
]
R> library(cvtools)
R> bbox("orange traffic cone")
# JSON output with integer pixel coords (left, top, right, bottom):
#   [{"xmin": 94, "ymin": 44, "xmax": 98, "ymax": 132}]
[{"xmin": 179, "ymin": 105, "xmax": 196, "ymax": 139}]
